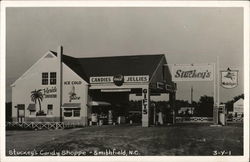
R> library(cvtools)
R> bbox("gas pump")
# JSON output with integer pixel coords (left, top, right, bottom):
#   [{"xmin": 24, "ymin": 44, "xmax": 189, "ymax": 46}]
[{"xmin": 218, "ymin": 104, "xmax": 226, "ymax": 126}]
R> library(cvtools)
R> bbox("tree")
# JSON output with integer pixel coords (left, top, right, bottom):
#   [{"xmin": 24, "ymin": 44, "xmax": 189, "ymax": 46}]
[
  {"xmin": 175, "ymin": 100, "xmax": 190, "ymax": 110},
  {"xmin": 30, "ymin": 89, "xmax": 44, "ymax": 114},
  {"xmin": 191, "ymin": 101, "xmax": 199, "ymax": 116},
  {"xmin": 197, "ymin": 95, "xmax": 214, "ymax": 117}
]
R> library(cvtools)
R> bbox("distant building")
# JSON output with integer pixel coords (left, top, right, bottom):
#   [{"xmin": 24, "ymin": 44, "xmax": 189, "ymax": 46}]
[{"xmin": 233, "ymin": 98, "xmax": 244, "ymax": 115}]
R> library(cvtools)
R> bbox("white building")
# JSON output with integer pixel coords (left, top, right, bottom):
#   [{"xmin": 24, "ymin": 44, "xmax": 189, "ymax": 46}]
[
  {"xmin": 233, "ymin": 98, "xmax": 244, "ymax": 115},
  {"xmin": 11, "ymin": 46, "xmax": 176, "ymax": 127}
]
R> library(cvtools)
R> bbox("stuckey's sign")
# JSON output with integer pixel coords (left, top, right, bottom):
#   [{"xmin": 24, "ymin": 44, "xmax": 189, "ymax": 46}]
[
  {"xmin": 90, "ymin": 75, "xmax": 149, "ymax": 85},
  {"xmin": 221, "ymin": 68, "xmax": 238, "ymax": 89},
  {"xmin": 172, "ymin": 64, "xmax": 214, "ymax": 81}
]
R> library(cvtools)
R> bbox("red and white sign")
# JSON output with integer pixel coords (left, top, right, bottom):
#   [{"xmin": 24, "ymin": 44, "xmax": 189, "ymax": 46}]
[{"xmin": 172, "ymin": 64, "xmax": 214, "ymax": 81}]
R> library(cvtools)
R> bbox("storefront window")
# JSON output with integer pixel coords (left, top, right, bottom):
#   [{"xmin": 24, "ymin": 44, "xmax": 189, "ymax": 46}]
[
  {"xmin": 64, "ymin": 108, "xmax": 80, "ymax": 118},
  {"xmin": 64, "ymin": 110, "xmax": 72, "ymax": 117},
  {"xmin": 74, "ymin": 109, "xmax": 80, "ymax": 117}
]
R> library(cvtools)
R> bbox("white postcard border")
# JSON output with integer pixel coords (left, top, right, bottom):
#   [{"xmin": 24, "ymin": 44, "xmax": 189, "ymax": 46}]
[{"xmin": 0, "ymin": 1, "xmax": 249, "ymax": 162}]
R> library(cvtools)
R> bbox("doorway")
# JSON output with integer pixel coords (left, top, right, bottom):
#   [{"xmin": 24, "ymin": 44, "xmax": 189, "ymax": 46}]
[{"xmin": 90, "ymin": 89, "xmax": 141, "ymax": 125}]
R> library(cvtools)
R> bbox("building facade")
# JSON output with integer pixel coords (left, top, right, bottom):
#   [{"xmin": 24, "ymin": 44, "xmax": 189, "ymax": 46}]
[
  {"xmin": 11, "ymin": 46, "xmax": 176, "ymax": 127},
  {"xmin": 233, "ymin": 98, "xmax": 244, "ymax": 115}
]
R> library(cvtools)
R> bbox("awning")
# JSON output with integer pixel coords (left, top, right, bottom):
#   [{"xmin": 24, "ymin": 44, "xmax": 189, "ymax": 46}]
[
  {"xmin": 61, "ymin": 103, "xmax": 81, "ymax": 108},
  {"xmin": 27, "ymin": 104, "xmax": 36, "ymax": 111},
  {"xmin": 101, "ymin": 89, "xmax": 131, "ymax": 92},
  {"xmin": 88, "ymin": 101, "xmax": 111, "ymax": 106}
]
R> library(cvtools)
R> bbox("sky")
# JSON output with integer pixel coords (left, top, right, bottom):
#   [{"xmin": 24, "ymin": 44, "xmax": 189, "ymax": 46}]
[{"xmin": 5, "ymin": 7, "xmax": 244, "ymax": 103}]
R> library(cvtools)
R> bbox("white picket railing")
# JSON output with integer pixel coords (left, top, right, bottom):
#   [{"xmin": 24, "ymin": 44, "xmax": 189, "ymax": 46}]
[
  {"xmin": 176, "ymin": 117, "xmax": 243, "ymax": 123},
  {"xmin": 6, "ymin": 122, "xmax": 66, "ymax": 130}
]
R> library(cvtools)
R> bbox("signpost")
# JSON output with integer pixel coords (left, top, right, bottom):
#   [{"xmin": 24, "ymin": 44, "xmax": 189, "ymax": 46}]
[
  {"xmin": 166, "ymin": 63, "xmax": 217, "ymax": 125},
  {"xmin": 166, "ymin": 57, "xmax": 240, "ymax": 126}
]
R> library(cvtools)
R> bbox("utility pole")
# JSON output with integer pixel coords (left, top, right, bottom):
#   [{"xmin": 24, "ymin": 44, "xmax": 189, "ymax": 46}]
[{"xmin": 191, "ymin": 86, "xmax": 193, "ymax": 105}]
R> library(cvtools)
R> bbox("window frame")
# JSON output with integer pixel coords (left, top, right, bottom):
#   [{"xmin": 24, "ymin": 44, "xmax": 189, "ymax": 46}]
[
  {"xmin": 42, "ymin": 72, "xmax": 57, "ymax": 85},
  {"xmin": 50, "ymin": 72, "xmax": 57, "ymax": 85},
  {"xmin": 63, "ymin": 108, "xmax": 81, "ymax": 119},
  {"xmin": 47, "ymin": 104, "xmax": 53, "ymax": 116},
  {"xmin": 42, "ymin": 72, "xmax": 49, "ymax": 85}
]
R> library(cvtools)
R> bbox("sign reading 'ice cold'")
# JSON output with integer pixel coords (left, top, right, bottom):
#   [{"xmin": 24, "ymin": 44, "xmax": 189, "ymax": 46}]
[
  {"xmin": 90, "ymin": 75, "xmax": 149, "ymax": 85},
  {"xmin": 64, "ymin": 81, "xmax": 82, "ymax": 85}
]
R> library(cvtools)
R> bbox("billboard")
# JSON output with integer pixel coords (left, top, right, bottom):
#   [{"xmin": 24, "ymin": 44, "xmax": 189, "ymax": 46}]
[{"xmin": 172, "ymin": 64, "xmax": 214, "ymax": 81}]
